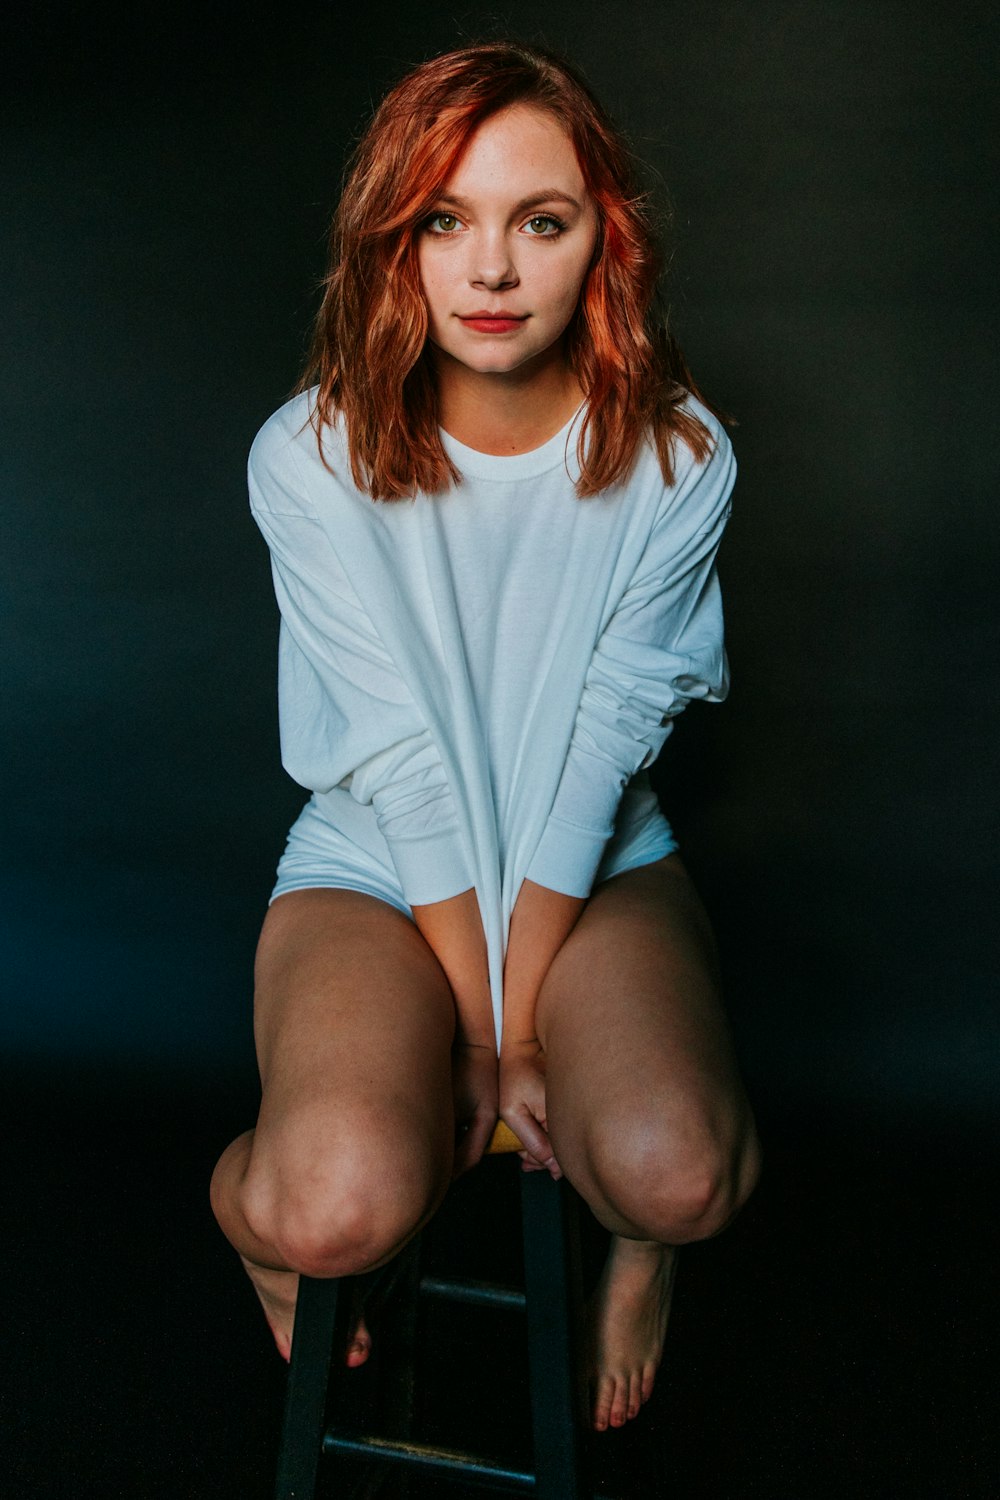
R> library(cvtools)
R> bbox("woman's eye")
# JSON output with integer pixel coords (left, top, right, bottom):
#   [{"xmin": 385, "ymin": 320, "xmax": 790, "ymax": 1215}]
[
  {"xmin": 424, "ymin": 211, "xmax": 566, "ymax": 237},
  {"xmin": 524, "ymin": 215, "xmax": 565, "ymax": 237}
]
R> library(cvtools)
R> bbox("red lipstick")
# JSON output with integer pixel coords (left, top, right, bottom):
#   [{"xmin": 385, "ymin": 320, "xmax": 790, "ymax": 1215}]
[{"xmin": 459, "ymin": 312, "xmax": 529, "ymax": 334}]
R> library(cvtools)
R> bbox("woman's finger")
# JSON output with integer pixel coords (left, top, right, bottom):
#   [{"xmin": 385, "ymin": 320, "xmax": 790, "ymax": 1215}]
[{"xmin": 505, "ymin": 1110, "xmax": 561, "ymax": 1179}]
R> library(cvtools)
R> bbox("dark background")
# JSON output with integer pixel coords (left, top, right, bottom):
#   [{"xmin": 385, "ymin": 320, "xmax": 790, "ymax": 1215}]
[{"xmin": 3, "ymin": 3, "xmax": 997, "ymax": 1496}]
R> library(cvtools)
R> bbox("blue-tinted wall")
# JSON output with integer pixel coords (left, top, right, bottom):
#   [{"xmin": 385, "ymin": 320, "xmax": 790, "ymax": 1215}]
[{"xmin": 3, "ymin": 3, "xmax": 997, "ymax": 1121}]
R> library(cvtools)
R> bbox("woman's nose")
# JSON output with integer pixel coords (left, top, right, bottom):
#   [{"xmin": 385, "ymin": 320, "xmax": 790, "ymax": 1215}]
[{"xmin": 469, "ymin": 232, "xmax": 518, "ymax": 290}]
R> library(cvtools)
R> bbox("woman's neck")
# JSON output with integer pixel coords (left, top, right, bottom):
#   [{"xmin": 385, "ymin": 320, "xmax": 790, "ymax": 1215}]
[{"xmin": 432, "ymin": 353, "xmax": 586, "ymax": 457}]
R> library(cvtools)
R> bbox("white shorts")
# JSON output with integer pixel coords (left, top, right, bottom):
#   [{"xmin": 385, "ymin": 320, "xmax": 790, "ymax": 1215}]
[{"xmin": 270, "ymin": 772, "xmax": 679, "ymax": 918}]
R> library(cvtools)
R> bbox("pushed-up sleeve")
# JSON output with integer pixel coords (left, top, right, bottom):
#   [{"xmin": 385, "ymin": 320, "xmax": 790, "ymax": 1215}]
[
  {"xmin": 524, "ymin": 429, "xmax": 736, "ymax": 898},
  {"xmin": 249, "ymin": 430, "xmax": 472, "ymax": 906}
]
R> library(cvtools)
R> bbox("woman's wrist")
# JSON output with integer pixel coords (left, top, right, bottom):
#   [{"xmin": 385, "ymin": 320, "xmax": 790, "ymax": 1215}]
[
  {"xmin": 455, "ymin": 1030, "xmax": 496, "ymax": 1050},
  {"xmin": 499, "ymin": 1034, "xmax": 541, "ymax": 1056},
  {"xmin": 450, "ymin": 977, "xmax": 496, "ymax": 1050}
]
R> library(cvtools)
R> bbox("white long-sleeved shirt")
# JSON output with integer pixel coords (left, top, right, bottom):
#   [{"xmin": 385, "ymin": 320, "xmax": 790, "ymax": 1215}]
[{"xmin": 249, "ymin": 390, "xmax": 735, "ymax": 1048}]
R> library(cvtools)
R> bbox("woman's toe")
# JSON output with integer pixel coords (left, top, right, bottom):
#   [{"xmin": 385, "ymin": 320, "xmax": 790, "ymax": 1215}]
[
  {"xmin": 609, "ymin": 1374, "xmax": 628, "ymax": 1427},
  {"xmin": 626, "ymin": 1370, "xmax": 641, "ymax": 1420},
  {"xmin": 593, "ymin": 1374, "xmax": 614, "ymax": 1431},
  {"xmin": 345, "ymin": 1315, "xmax": 372, "ymax": 1367}
]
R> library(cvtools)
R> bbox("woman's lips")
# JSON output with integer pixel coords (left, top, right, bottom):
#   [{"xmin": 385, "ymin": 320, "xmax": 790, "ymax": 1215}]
[{"xmin": 459, "ymin": 316, "xmax": 529, "ymax": 333}]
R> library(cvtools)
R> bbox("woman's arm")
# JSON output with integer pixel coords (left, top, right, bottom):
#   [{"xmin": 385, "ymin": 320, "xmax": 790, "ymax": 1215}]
[
  {"xmin": 409, "ymin": 888, "xmax": 497, "ymax": 1177},
  {"xmin": 498, "ymin": 428, "xmax": 734, "ymax": 1172},
  {"xmin": 410, "ymin": 881, "xmax": 585, "ymax": 1178},
  {"xmin": 249, "ymin": 422, "xmax": 473, "ymax": 910},
  {"xmin": 498, "ymin": 878, "xmax": 587, "ymax": 1177},
  {"xmin": 502, "ymin": 879, "xmax": 586, "ymax": 1044},
  {"xmin": 409, "ymin": 887, "xmax": 492, "ymax": 1045},
  {"xmin": 523, "ymin": 425, "xmax": 735, "ymax": 900}
]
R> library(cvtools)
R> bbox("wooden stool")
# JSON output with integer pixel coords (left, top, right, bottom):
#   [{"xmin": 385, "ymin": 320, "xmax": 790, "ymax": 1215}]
[{"xmin": 273, "ymin": 1120, "xmax": 596, "ymax": 1498}]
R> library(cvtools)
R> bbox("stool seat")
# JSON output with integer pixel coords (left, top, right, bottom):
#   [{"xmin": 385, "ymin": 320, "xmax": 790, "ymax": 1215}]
[
  {"xmin": 273, "ymin": 1129, "xmax": 599, "ymax": 1498},
  {"xmin": 485, "ymin": 1118, "xmax": 524, "ymax": 1154}
]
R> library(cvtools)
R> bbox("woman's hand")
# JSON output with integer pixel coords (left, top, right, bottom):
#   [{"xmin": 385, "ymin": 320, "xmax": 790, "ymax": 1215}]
[
  {"xmin": 498, "ymin": 879, "xmax": 582, "ymax": 1180},
  {"xmin": 499, "ymin": 1039, "xmax": 562, "ymax": 1180},
  {"xmin": 451, "ymin": 1041, "xmax": 499, "ymax": 1179}
]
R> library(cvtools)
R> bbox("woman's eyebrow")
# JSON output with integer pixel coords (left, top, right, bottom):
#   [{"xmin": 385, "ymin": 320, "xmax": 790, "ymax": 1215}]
[{"xmin": 434, "ymin": 189, "xmax": 583, "ymax": 214}]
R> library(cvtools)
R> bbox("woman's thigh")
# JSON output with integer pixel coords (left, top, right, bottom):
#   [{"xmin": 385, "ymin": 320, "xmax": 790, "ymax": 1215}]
[
  {"xmin": 242, "ymin": 888, "xmax": 458, "ymax": 1275},
  {"xmin": 535, "ymin": 855, "xmax": 760, "ymax": 1242}
]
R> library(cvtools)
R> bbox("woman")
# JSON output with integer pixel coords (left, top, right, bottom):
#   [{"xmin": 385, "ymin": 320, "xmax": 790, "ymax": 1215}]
[{"xmin": 211, "ymin": 39, "xmax": 761, "ymax": 1434}]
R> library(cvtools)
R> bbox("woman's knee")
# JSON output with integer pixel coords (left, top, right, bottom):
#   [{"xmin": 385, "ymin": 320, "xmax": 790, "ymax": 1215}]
[
  {"xmin": 239, "ymin": 1110, "xmax": 452, "ymax": 1277},
  {"xmin": 580, "ymin": 1109, "xmax": 761, "ymax": 1244}
]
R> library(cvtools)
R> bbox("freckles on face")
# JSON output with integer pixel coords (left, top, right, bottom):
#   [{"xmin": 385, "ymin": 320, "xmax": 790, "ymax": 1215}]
[{"xmin": 415, "ymin": 104, "xmax": 599, "ymax": 374}]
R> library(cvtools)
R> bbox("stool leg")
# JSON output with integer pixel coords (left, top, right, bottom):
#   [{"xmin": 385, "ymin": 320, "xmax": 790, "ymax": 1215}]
[
  {"xmin": 274, "ymin": 1273, "xmax": 344, "ymax": 1500},
  {"xmin": 520, "ymin": 1171, "xmax": 591, "ymax": 1500},
  {"xmin": 376, "ymin": 1235, "xmax": 423, "ymax": 1447}
]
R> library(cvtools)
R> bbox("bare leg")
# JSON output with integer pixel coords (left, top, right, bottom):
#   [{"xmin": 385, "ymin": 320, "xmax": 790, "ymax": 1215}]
[
  {"xmin": 210, "ymin": 888, "xmax": 458, "ymax": 1363},
  {"xmin": 534, "ymin": 855, "xmax": 761, "ymax": 1430}
]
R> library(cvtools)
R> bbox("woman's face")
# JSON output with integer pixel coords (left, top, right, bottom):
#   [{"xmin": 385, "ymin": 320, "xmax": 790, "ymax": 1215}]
[{"xmin": 416, "ymin": 104, "xmax": 599, "ymax": 381}]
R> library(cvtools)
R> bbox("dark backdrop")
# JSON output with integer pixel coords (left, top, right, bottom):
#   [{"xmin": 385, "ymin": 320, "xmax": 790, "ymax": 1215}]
[
  {"xmin": 4, "ymin": 1, "xmax": 996, "ymax": 1121},
  {"xmin": 4, "ymin": 5, "xmax": 999, "ymax": 1497}
]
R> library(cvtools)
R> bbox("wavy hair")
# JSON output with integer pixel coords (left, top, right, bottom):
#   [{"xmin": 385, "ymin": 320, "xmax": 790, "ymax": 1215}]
[{"xmin": 299, "ymin": 39, "xmax": 722, "ymax": 501}]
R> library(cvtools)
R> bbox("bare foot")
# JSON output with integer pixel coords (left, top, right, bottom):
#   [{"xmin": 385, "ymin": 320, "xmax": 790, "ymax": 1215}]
[
  {"xmin": 586, "ymin": 1236, "xmax": 677, "ymax": 1432},
  {"xmin": 239, "ymin": 1255, "xmax": 372, "ymax": 1367}
]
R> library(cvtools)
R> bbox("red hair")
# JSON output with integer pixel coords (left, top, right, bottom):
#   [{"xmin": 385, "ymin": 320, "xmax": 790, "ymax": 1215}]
[{"xmin": 300, "ymin": 40, "xmax": 721, "ymax": 501}]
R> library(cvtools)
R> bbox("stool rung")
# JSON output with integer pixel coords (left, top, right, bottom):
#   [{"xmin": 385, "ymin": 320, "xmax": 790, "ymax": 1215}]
[
  {"xmin": 323, "ymin": 1430, "xmax": 534, "ymax": 1491},
  {"xmin": 419, "ymin": 1274, "xmax": 526, "ymax": 1310}
]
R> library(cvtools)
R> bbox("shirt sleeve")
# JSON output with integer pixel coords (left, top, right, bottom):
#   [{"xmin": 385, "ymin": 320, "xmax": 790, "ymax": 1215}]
[
  {"xmin": 248, "ymin": 432, "xmax": 472, "ymax": 906},
  {"xmin": 524, "ymin": 428, "xmax": 736, "ymax": 898}
]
